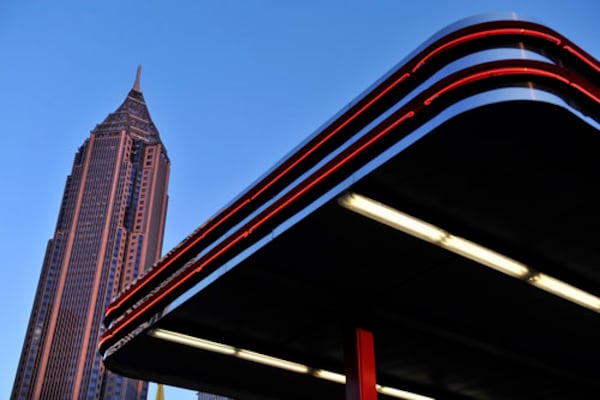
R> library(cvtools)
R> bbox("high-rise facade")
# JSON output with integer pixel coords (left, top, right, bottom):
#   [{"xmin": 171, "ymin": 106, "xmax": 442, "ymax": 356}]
[{"xmin": 12, "ymin": 67, "xmax": 170, "ymax": 400}]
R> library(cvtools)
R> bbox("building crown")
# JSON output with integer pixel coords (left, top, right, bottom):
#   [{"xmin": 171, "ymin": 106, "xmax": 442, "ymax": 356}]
[{"xmin": 92, "ymin": 65, "xmax": 161, "ymax": 143}]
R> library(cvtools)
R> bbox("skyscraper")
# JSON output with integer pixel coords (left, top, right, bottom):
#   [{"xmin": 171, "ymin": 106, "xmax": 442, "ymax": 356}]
[{"xmin": 12, "ymin": 67, "xmax": 170, "ymax": 400}]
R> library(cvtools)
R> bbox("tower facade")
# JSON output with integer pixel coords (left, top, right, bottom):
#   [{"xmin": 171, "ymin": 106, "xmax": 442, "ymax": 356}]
[{"xmin": 12, "ymin": 67, "xmax": 170, "ymax": 400}]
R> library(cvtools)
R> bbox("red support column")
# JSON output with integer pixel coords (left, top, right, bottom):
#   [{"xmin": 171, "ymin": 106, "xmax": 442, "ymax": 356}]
[{"xmin": 345, "ymin": 327, "xmax": 378, "ymax": 400}]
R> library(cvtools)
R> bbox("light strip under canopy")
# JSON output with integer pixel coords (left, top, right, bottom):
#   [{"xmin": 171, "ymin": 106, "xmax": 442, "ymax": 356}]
[
  {"xmin": 149, "ymin": 328, "xmax": 435, "ymax": 400},
  {"xmin": 338, "ymin": 192, "xmax": 600, "ymax": 312}
]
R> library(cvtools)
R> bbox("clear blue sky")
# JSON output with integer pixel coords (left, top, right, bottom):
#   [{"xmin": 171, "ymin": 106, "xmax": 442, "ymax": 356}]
[{"xmin": 1, "ymin": 1, "xmax": 598, "ymax": 398}]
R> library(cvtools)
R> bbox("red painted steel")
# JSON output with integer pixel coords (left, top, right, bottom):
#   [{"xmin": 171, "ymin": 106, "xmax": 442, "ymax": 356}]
[{"xmin": 345, "ymin": 327, "xmax": 378, "ymax": 400}]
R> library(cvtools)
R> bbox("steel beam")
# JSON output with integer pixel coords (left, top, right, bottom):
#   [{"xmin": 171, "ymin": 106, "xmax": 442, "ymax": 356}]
[{"xmin": 345, "ymin": 327, "xmax": 378, "ymax": 400}]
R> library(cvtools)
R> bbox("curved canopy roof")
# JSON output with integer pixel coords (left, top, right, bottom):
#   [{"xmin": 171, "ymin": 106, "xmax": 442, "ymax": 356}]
[{"xmin": 100, "ymin": 15, "xmax": 600, "ymax": 400}]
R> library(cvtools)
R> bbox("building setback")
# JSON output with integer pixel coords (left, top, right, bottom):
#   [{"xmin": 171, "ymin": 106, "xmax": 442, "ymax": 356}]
[{"xmin": 12, "ymin": 67, "xmax": 170, "ymax": 400}]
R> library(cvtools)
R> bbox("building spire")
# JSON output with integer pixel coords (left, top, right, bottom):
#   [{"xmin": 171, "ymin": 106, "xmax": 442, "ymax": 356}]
[{"xmin": 133, "ymin": 65, "xmax": 142, "ymax": 92}]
